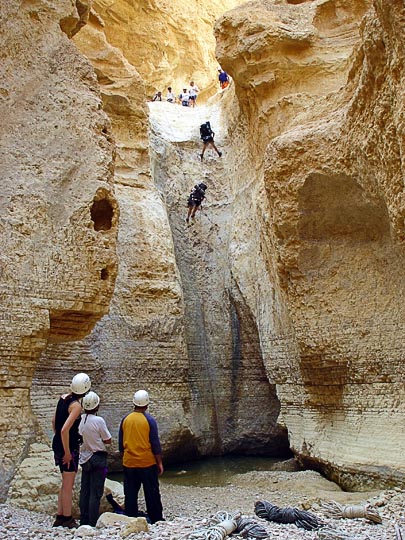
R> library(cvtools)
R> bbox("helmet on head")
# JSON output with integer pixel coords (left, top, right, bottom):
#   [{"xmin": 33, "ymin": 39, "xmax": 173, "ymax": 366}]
[
  {"xmin": 198, "ymin": 183, "xmax": 207, "ymax": 191},
  {"xmin": 133, "ymin": 389, "xmax": 149, "ymax": 407},
  {"xmin": 70, "ymin": 373, "xmax": 91, "ymax": 395},
  {"xmin": 82, "ymin": 391, "xmax": 100, "ymax": 411}
]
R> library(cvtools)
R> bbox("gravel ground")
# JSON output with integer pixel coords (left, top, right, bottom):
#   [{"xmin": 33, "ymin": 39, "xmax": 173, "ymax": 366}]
[{"xmin": 1, "ymin": 470, "xmax": 405, "ymax": 540}]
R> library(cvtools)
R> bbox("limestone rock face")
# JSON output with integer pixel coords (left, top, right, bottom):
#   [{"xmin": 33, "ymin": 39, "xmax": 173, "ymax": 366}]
[
  {"xmin": 30, "ymin": 12, "xmax": 194, "ymax": 467},
  {"xmin": 216, "ymin": 0, "xmax": 405, "ymax": 488},
  {"xmin": 87, "ymin": 0, "xmax": 247, "ymax": 99},
  {"xmin": 0, "ymin": 1, "xmax": 118, "ymax": 499}
]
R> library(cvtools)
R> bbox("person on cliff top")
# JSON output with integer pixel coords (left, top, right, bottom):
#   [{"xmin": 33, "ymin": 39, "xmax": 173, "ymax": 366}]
[
  {"xmin": 78, "ymin": 391, "xmax": 112, "ymax": 527},
  {"xmin": 118, "ymin": 390, "xmax": 164, "ymax": 524},
  {"xmin": 166, "ymin": 87, "xmax": 176, "ymax": 103},
  {"xmin": 218, "ymin": 68, "xmax": 230, "ymax": 90},
  {"xmin": 52, "ymin": 373, "xmax": 91, "ymax": 529},
  {"xmin": 186, "ymin": 182, "xmax": 207, "ymax": 223},
  {"xmin": 178, "ymin": 88, "xmax": 190, "ymax": 107},
  {"xmin": 152, "ymin": 91, "xmax": 162, "ymax": 101},
  {"xmin": 199, "ymin": 121, "xmax": 222, "ymax": 161},
  {"xmin": 189, "ymin": 81, "xmax": 200, "ymax": 108}
]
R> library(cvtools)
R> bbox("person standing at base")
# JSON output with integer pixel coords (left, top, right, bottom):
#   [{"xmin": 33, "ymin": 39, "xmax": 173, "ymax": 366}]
[
  {"xmin": 118, "ymin": 389, "xmax": 164, "ymax": 524},
  {"xmin": 52, "ymin": 372, "xmax": 92, "ymax": 529},
  {"xmin": 79, "ymin": 391, "xmax": 112, "ymax": 527}
]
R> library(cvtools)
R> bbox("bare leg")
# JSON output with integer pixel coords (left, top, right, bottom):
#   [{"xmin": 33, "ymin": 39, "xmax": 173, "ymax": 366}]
[
  {"xmin": 210, "ymin": 142, "xmax": 222, "ymax": 156},
  {"xmin": 60, "ymin": 471, "xmax": 76, "ymax": 516},
  {"xmin": 200, "ymin": 144, "xmax": 207, "ymax": 160}
]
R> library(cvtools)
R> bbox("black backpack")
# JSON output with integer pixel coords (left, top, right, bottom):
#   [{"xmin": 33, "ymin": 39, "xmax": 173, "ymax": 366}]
[{"xmin": 200, "ymin": 122, "xmax": 212, "ymax": 140}]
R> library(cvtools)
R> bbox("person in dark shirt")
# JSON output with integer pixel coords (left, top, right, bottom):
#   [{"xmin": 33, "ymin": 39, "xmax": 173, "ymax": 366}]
[
  {"xmin": 52, "ymin": 373, "xmax": 91, "ymax": 529},
  {"xmin": 186, "ymin": 183, "xmax": 207, "ymax": 223},
  {"xmin": 218, "ymin": 68, "xmax": 230, "ymax": 90}
]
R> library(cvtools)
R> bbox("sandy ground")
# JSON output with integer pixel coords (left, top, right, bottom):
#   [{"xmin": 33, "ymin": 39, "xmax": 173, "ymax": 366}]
[{"xmin": 1, "ymin": 469, "xmax": 404, "ymax": 540}]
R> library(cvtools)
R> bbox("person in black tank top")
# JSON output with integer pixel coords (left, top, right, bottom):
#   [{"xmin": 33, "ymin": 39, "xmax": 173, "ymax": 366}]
[{"xmin": 51, "ymin": 373, "xmax": 91, "ymax": 529}]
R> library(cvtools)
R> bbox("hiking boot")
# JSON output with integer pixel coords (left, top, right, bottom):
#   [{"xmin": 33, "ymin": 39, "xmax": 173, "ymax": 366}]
[
  {"xmin": 62, "ymin": 517, "xmax": 78, "ymax": 529},
  {"xmin": 52, "ymin": 515, "xmax": 64, "ymax": 527},
  {"xmin": 200, "ymin": 153, "xmax": 203, "ymax": 161},
  {"xmin": 218, "ymin": 151, "xmax": 222, "ymax": 157}
]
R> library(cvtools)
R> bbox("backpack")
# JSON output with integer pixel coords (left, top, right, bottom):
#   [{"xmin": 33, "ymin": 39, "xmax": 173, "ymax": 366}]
[{"xmin": 200, "ymin": 122, "xmax": 212, "ymax": 140}]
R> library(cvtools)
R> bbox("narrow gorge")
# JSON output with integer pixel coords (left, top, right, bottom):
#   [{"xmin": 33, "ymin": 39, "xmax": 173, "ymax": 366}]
[{"xmin": 0, "ymin": 0, "xmax": 404, "ymax": 512}]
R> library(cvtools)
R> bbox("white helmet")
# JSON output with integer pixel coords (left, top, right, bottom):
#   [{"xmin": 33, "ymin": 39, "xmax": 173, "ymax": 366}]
[
  {"xmin": 133, "ymin": 389, "xmax": 149, "ymax": 407},
  {"xmin": 82, "ymin": 391, "xmax": 100, "ymax": 411},
  {"xmin": 70, "ymin": 373, "xmax": 91, "ymax": 395}
]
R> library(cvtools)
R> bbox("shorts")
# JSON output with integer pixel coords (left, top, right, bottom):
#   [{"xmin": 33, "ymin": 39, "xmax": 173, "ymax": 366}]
[
  {"xmin": 202, "ymin": 136, "xmax": 213, "ymax": 144},
  {"xmin": 188, "ymin": 200, "xmax": 201, "ymax": 208},
  {"xmin": 189, "ymin": 95, "xmax": 196, "ymax": 101},
  {"xmin": 54, "ymin": 449, "xmax": 79, "ymax": 473},
  {"xmin": 182, "ymin": 101, "xmax": 189, "ymax": 107}
]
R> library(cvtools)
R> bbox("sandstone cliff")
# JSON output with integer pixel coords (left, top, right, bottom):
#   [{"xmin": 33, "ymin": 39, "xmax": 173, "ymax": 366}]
[
  {"xmin": 2, "ymin": 0, "xmax": 405, "ymax": 511},
  {"xmin": 216, "ymin": 0, "xmax": 405, "ymax": 488},
  {"xmin": 0, "ymin": 0, "xmax": 118, "ymax": 500}
]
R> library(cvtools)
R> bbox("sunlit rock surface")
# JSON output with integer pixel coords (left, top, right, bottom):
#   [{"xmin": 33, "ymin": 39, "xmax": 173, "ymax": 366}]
[
  {"xmin": 88, "ymin": 0, "xmax": 247, "ymax": 99},
  {"xmin": 216, "ymin": 0, "xmax": 405, "ymax": 488},
  {"xmin": 0, "ymin": 0, "xmax": 118, "ymax": 500},
  {"xmin": 2, "ymin": 0, "xmax": 405, "ymax": 508}
]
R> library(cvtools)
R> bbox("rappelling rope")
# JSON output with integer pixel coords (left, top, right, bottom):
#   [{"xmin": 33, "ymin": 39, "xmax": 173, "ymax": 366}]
[
  {"xmin": 236, "ymin": 516, "xmax": 269, "ymax": 539},
  {"xmin": 185, "ymin": 511, "xmax": 269, "ymax": 540},
  {"xmin": 395, "ymin": 523, "xmax": 405, "ymax": 540},
  {"xmin": 210, "ymin": 512, "xmax": 268, "ymax": 539},
  {"xmin": 320, "ymin": 501, "xmax": 382, "ymax": 524},
  {"xmin": 185, "ymin": 512, "xmax": 239, "ymax": 540},
  {"xmin": 255, "ymin": 500, "xmax": 323, "ymax": 530}
]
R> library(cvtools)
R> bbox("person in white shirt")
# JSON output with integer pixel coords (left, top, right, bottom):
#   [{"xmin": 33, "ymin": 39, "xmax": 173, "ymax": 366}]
[
  {"xmin": 78, "ymin": 392, "xmax": 112, "ymax": 527},
  {"xmin": 166, "ymin": 86, "xmax": 176, "ymax": 103},
  {"xmin": 189, "ymin": 81, "xmax": 200, "ymax": 108},
  {"xmin": 179, "ymin": 88, "xmax": 190, "ymax": 107}
]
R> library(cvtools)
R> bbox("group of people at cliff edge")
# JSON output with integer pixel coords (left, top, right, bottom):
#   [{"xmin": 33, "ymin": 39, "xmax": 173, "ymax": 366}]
[
  {"xmin": 152, "ymin": 81, "xmax": 200, "ymax": 107},
  {"xmin": 151, "ymin": 68, "xmax": 230, "ymax": 106},
  {"xmin": 52, "ymin": 373, "xmax": 164, "ymax": 529}
]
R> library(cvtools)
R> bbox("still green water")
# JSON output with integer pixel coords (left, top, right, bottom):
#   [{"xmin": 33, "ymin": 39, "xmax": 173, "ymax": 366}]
[{"xmin": 110, "ymin": 456, "xmax": 283, "ymax": 487}]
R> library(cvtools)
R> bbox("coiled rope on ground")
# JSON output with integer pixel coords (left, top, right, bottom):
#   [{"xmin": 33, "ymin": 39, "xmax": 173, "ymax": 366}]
[
  {"xmin": 255, "ymin": 500, "xmax": 323, "ymax": 530},
  {"xmin": 185, "ymin": 510, "xmax": 269, "ymax": 540},
  {"xmin": 320, "ymin": 501, "xmax": 382, "ymax": 524}
]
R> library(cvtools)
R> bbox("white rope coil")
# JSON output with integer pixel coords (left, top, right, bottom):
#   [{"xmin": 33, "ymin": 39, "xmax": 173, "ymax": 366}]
[{"xmin": 320, "ymin": 501, "xmax": 382, "ymax": 524}]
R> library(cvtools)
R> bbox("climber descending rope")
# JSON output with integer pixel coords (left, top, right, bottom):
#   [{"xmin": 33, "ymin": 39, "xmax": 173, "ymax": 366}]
[
  {"xmin": 186, "ymin": 183, "xmax": 207, "ymax": 223},
  {"xmin": 255, "ymin": 500, "xmax": 323, "ymax": 530}
]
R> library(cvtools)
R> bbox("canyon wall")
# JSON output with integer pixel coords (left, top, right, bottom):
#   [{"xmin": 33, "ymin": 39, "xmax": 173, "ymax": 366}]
[
  {"xmin": 0, "ymin": 0, "xmax": 118, "ymax": 500},
  {"xmin": 216, "ymin": 0, "xmax": 405, "ymax": 488},
  {"xmin": 2, "ymin": 0, "xmax": 405, "ymax": 509},
  {"xmin": 87, "ymin": 0, "xmax": 247, "ymax": 100}
]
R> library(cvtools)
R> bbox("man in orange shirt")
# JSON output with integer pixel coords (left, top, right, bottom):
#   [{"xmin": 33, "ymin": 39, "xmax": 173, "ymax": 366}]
[{"xmin": 118, "ymin": 390, "xmax": 164, "ymax": 523}]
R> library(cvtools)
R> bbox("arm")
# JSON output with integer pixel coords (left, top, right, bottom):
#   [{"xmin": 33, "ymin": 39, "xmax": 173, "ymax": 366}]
[
  {"xmin": 52, "ymin": 414, "xmax": 56, "ymax": 434},
  {"xmin": 103, "ymin": 438, "xmax": 112, "ymax": 445},
  {"xmin": 155, "ymin": 453, "xmax": 164, "ymax": 475},
  {"xmin": 118, "ymin": 417, "xmax": 125, "ymax": 453},
  {"xmin": 100, "ymin": 418, "xmax": 112, "ymax": 445},
  {"xmin": 147, "ymin": 414, "xmax": 163, "ymax": 474},
  {"xmin": 60, "ymin": 400, "xmax": 82, "ymax": 464}
]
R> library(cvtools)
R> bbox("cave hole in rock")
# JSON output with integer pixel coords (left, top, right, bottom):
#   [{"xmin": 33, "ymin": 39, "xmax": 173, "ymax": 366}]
[
  {"xmin": 100, "ymin": 267, "xmax": 109, "ymax": 280},
  {"xmin": 298, "ymin": 173, "xmax": 390, "ymax": 242},
  {"xmin": 90, "ymin": 197, "xmax": 114, "ymax": 231}
]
